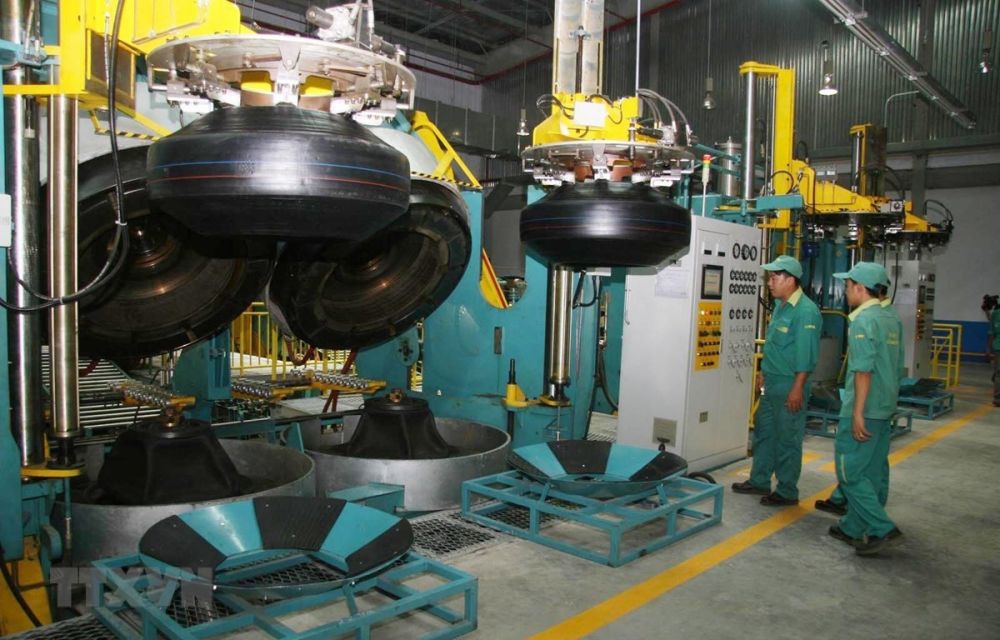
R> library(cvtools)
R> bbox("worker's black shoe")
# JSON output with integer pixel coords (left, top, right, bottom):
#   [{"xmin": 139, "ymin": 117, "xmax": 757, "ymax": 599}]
[
  {"xmin": 731, "ymin": 481, "xmax": 770, "ymax": 495},
  {"xmin": 855, "ymin": 527, "xmax": 904, "ymax": 556},
  {"xmin": 828, "ymin": 525, "xmax": 862, "ymax": 547},
  {"xmin": 760, "ymin": 492, "xmax": 798, "ymax": 506},
  {"xmin": 815, "ymin": 498, "xmax": 848, "ymax": 516}
]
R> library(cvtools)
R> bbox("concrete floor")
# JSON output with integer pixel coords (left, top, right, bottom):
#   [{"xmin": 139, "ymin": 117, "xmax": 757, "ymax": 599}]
[
  {"xmin": 35, "ymin": 366, "xmax": 996, "ymax": 640},
  {"xmin": 443, "ymin": 362, "xmax": 1000, "ymax": 640}
]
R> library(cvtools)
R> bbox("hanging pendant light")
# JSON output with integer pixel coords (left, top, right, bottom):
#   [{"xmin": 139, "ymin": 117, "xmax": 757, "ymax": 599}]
[
  {"xmin": 702, "ymin": 0, "xmax": 716, "ymax": 110},
  {"xmin": 819, "ymin": 40, "xmax": 839, "ymax": 96}
]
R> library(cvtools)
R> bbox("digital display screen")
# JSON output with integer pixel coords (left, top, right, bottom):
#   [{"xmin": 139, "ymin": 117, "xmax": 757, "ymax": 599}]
[{"xmin": 702, "ymin": 265, "xmax": 724, "ymax": 299}]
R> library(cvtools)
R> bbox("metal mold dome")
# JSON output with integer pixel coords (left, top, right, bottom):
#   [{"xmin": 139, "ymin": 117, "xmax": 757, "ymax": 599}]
[
  {"xmin": 520, "ymin": 181, "xmax": 692, "ymax": 268},
  {"xmin": 146, "ymin": 105, "xmax": 410, "ymax": 239},
  {"xmin": 267, "ymin": 180, "xmax": 471, "ymax": 349}
]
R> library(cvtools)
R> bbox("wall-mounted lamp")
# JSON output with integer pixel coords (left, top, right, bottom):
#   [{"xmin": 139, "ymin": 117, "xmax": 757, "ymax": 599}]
[
  {"xmin": 981, "ymin": 28, "xmax": 993, "ymax": 74},
  {"xmin": 819, "ymin": 40, "xmax": 838, "ymax": 96}
]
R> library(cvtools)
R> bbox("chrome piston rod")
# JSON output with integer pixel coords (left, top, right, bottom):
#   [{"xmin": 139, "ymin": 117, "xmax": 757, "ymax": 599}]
[
  {"xmin": 742, "ymin": 69, "xmax": 756, "ymax": 203},
  {"xmin": 546, "ymin": 265, "xmax": 573, "ymax": 401},
  {"xmin": 2, "ymin": 0, "xmax": 44, "ymax": 465},
  {"xmin": 47, "ymin": 92, "xmax": 81, "ymax": 463}
]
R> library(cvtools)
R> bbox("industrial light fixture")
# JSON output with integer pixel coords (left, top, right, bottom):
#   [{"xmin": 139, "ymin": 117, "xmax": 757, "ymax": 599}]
[
  {"xmin": 818, "ymin": 40, "xmax": 838, "ymax": 96},
  {"xmin": 980, "ymin": 28, "xmax": 993, "ymax": 74},
  {"xmin": 818, "ymin": 0, "xmax": 975, "ymax": 129},
  {"xmin": 702, "ymin": 77, "xmax": 716, "ymax": 110},
  {"xmin": 702, "ymin": 0, "xmax": 715, "ymax": 110},
  {"xmin": 516, "ymin": 108, "xmax": 530, "ymax": 137}
]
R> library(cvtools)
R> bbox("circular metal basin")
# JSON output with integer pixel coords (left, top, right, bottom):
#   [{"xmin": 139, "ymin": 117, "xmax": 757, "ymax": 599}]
[
  {"xmin": 55, "ymin": 439, "xmax": 316, "ymax": 565},
  {"xmin": 307, "ymin": 418, "xmax": 510, "ymax": 511}
]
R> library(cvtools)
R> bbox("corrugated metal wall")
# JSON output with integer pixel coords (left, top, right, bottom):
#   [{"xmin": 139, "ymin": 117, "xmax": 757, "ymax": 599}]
[{"xmin": 481, "ymin": 0, "xmax": 1000, "ymax": 155}]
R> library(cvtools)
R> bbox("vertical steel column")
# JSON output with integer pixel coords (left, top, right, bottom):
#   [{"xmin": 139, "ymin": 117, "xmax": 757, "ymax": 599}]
[
  {"xmin": 545, "ymin": 265, "xmax": 572, "ymax": 401},
  {"xmin": 3, "ymin": 0, "xmax": 44, "ymax": 465},
  {"xmin": 910, "ymin": 0, "xmax": 936, "ymax": 208},
  {"xmin": 741, "ymin": 70, "xmax": 756, "ymax": 203},
  {"xmin": 47, "ymin": 93, "xmax": 80, "ymax": 462}
]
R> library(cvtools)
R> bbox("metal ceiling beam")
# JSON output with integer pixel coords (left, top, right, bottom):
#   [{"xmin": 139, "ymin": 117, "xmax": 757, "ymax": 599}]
[
  {"xmin": 415, "ymin": 12, "xmax": 460, "ymax": 37},
  {"xmin": 417, "ymin": 0, "xmax": 529, "ymax": 33},
  {"xmin": 375, "ymin": 22, "xmax": 486, "ymax": 65},
  {"xmin": 817, "ymin": 0, "xmax": 976, "ymax": 130},
  {"xmin": 476, "ymin": 0, "xmax": 682, "ymax": 78}
]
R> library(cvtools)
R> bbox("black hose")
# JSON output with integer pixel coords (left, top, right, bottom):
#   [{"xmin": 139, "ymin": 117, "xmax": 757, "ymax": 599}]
[
  {"xmin": 0, "ymin": 0, "xmax": 131, "ymax": 312},
  {"xmin": 595, "ymin": 344, "xmax": 619, "ymax": 412},
  {"xmin": 0, "ymin": 543, "xmax": 42, "ymax": 628}
]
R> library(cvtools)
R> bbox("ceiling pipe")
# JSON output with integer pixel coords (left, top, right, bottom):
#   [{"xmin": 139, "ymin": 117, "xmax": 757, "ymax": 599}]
[{"xmin": 817, "ymin": 0, "xmax": 976, "ymax": 129}]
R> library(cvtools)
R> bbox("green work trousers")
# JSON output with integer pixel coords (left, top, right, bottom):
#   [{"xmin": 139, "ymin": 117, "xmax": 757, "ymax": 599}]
[
  {"xmin": 828, "ymin": 432, "xmax": 889, "ymax": 507},
  {"xmin": 749, "ymin": 376, "xmax": 810, "ymax": 500},
  {"xmin": 835, "ymin": 417, "xmax": 897, "ymax": 539}
]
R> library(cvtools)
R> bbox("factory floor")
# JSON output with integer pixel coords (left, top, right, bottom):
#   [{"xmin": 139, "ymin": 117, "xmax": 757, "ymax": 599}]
[
  {"xmin": 440, "ymin": 362, "xmax": 1000, "ymax": 640},
  {"xmin": 24, "ymin": 366, "xmax": 997, "ymax": 640}
]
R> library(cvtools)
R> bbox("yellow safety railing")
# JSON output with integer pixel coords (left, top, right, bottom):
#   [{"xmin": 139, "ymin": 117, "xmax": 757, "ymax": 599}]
[
  {"xmin": 930, "ymin": 323, "xmax": 963, "ymax": 389},
  {"xmin": 230, "ymin": 303, "xmax": 354, "ymax": 381}
]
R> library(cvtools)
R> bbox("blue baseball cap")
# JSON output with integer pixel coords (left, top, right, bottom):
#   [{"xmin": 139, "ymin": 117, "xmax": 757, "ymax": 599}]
[
  {"xmin": 760, "ymin": 255, "xmax": 803, "ymax": 279},
  {"xmin": 833, "ymin": 262, "xmax": 890, "ymax": 290}
]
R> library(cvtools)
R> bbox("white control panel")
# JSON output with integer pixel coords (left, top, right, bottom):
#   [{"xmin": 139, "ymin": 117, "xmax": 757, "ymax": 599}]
[{"xmin": 618, "ymin": 216, "xmax": 760, "ymax": 471}]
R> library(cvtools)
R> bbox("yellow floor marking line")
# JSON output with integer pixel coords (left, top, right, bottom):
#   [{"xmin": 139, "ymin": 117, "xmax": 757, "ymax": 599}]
[
  {"xmin": 528, "ymin": 403, "xmax": 993, "ymax": 640},
  {"xmin": 801, "ymin": 451, "xmax": 823, "ymax": 464}
]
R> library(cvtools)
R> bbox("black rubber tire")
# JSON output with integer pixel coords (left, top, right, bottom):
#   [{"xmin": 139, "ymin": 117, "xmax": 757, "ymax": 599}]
[
  {"xmin": 146, "ymin": 105, "xmax": 410, "ymax": 239},
  {"xmin": 520, "ymin": 181, "xmax": 691, "ymax": 267},
  {"xmin": 267, "ymin": 180, "xmax": 471, "ymax": 349},
  {"xmin": 685, "ymin": 471, "xmax": 717, "ymax": 484},
  {"xmin": 71, "ymin": 146, "xmax": 275, "ymax": 358}
]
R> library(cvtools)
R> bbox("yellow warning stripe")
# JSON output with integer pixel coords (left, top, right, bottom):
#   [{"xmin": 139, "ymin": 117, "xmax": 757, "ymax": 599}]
[{"xmin": 529, "ymin": 403, "xmax": 994, "ymax": 640}]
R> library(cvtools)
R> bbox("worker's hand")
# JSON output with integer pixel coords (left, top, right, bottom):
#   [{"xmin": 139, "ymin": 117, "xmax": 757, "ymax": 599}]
[
  {"xmin": 785, "ymin": 386, "xmax": 804, "ymax": 413},
  {"xmin": 852, "ymin": 415, "xmax": 871, "ymax": 442},
  {"xmin": 756, "ymin": 372, "xmax": 764, "ymax": 391}
]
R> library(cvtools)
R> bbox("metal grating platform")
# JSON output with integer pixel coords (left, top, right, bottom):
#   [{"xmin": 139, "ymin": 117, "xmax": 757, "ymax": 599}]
[
  {"xmin": 6, "ymin": 614, "xmax": 116, "ymax": 640},
  {"xmin": 164, "ymin": 592, "xmax": 234, "ymax": 628},
  {"xmin": 410, "ymin": 513, "xmax": 504, "ymax": 560},
  {"xmin": 232, "ymin": 557, "xmax": 346, "ymax": 588}
]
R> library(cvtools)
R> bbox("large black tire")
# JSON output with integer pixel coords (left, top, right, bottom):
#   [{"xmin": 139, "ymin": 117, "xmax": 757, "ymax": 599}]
[
  {"xmin": 520, "ymin": 181, "xmax": 691, "ymax": 267},
  {"xmin": 72, "ymin": 146, "xmax": 275, "ymax": 358},
  {"xmin": 268, "ymin": 180, "xmax": 471, "ymax": 349},
  {"xmin": 146, "ymin": 105, "xmax": 410, "ymax": 239}
]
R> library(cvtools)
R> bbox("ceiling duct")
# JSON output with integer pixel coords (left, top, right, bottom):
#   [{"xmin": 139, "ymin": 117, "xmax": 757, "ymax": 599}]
[{"xmin": 818, "ymin": 0, "xmax": 976, "ymax": 129}]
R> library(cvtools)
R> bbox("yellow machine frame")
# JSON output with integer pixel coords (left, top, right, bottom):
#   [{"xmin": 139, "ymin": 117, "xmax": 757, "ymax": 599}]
[
  {"xmin": 3, "ymin": 0, "xmax": 247, "ymax": 102},
  {"xmin": 739, "ymin": 62, "xmax": 943, "ymax": 240}
]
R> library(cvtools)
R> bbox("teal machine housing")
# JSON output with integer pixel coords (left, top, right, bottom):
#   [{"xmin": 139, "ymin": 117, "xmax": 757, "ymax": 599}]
[{"xmin": 357, "ymin": 174, "xmax": 600, "ymax": 448}]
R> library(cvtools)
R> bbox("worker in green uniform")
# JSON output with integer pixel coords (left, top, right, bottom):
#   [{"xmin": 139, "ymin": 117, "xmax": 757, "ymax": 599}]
[
  {"xmin": 828, "ymin": 262, "xmax": 903, "ymax": 556},
  {"xmin": 732, "ymin": 255, "xmax": 822, "ymax": 506},
  {"xmin": 989, "ymin": 302, "xmax": 1000, "ymax": 407},
  {"xmin": 816, "ymin": 272, "xmax": 902, "ymax": 515}
]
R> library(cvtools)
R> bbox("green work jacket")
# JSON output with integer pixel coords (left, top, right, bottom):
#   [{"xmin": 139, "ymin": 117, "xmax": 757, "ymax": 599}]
[
  {"xmin": 840, "ymin": 298, "xmax": 902, "ymax": 420},
  {"xmin": 761, "ymin": 288, "xmax": 822, "ymax": 379},
  {"xmin": 881, "ymin": 299, "xmax": 906, "ymax": 379}
]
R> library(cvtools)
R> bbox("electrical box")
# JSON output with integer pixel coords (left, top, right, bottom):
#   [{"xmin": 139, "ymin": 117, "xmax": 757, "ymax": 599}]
[
  {"xmin": 892, "ymin": 260, "xmax": 935, "ymax": 378},
  {"xmin": 618, "ymin": 217, "xmax": 760, "ymax": 471}
]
